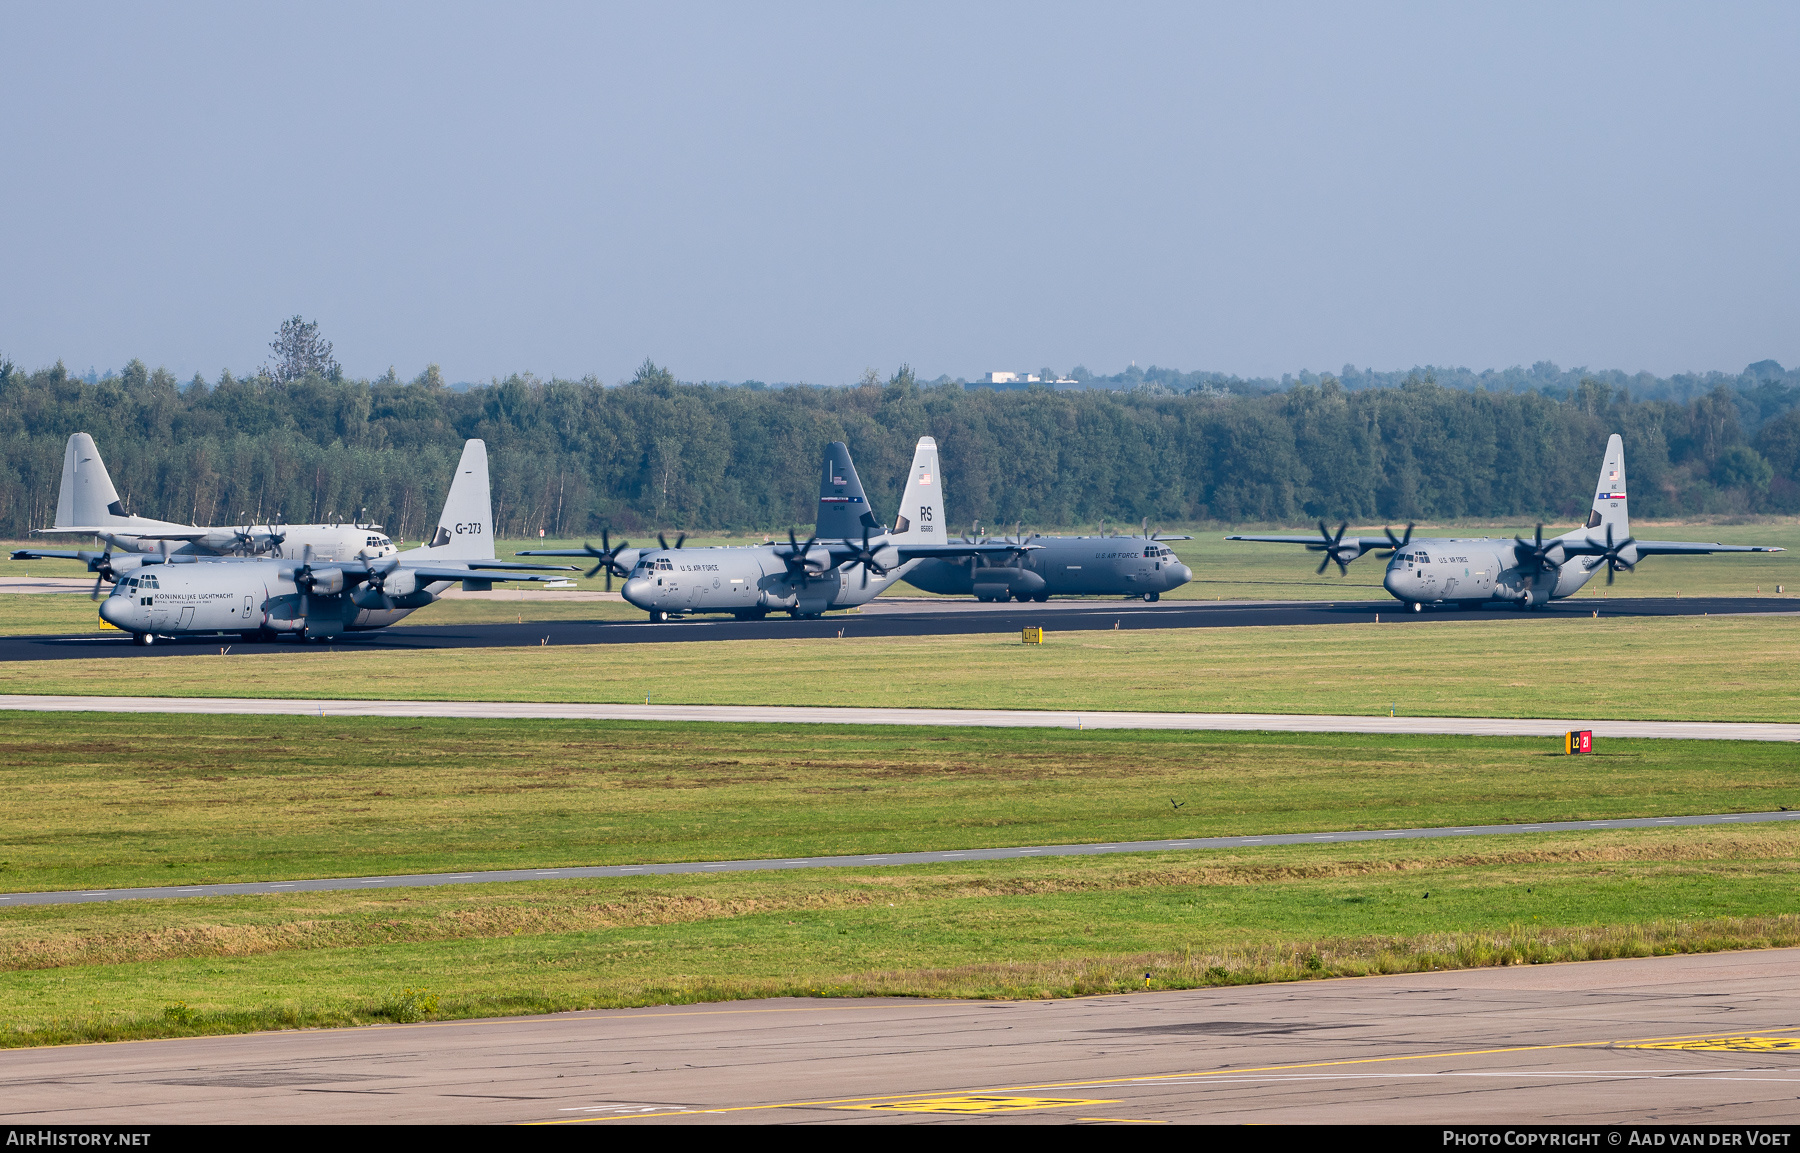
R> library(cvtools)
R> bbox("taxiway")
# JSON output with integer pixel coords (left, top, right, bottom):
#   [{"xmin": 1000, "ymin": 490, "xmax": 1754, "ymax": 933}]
[
  {"xmin": 0, "ymin": 595, "xmax": 1789, "ymax": 661},
  {"xmin": 6, "ymin": 949, "xmax": 1799, "ymax": 1124}
]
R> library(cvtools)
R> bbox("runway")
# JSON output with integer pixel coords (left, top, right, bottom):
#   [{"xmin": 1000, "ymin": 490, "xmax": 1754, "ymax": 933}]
[
  {"xmin": 7, "ymin": 949, "xmax": 1800, "ymax": 1124},
  {"xmin": 8, "ymin": 808, "xmax": 1796, "ymax": 908},
  {"xmin": 0, "ymin": 594, "xmax": 1789, "ymax": 661},
  {"xmin": 2, "ymin": 692, "xmax": 1795, "ymax": 741}
]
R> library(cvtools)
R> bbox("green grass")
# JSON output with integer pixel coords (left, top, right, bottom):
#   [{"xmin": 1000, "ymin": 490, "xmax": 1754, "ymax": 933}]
[
  {"xmin": 6, "ymin": 827, "xmax": 1799, "ymax": 1046},
  {"xmin": 2, "ymin": 714, "xmax": 1797, "ymax": 893},
  {"xmin": 1, "ymin": 614, "xmax": 1793, "ymax": 723}
]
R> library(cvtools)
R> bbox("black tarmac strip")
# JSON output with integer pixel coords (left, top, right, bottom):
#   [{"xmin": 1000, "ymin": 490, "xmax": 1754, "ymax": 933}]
[
  {"xmin": 0, "ymin": 595, "xmax": 1791, "ymax": 661},
  {"xmin": 9, "ymin": 808, "xmax": 1798, "ymax": 907}
]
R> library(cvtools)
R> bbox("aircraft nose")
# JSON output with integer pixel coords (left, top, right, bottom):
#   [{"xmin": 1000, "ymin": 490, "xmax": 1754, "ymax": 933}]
[
  {"xmin": 97, "ymin": 595, "xmax": 128, "ymax": 629},
  {"xmin": 1382, "ymin": 567, "xmax": 1404, "ymax": 598},
  {"xmin": 1168, "ymin": 563, "xmax": 1192, "ymax": 587},
  {"xmin": 620, "ymin": 576, "xmax": 654, "ymax": 606}
]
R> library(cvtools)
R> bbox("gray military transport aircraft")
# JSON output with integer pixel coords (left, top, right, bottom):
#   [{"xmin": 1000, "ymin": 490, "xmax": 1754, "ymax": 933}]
[
  {"xmin": 1227, "ymin": 434, "xmax": 1784, "ymax": 610},
  {"xmin": 31, "ymin": 433, "xmax": 401, "ymax": 561},
  {"xmin": 903, "ymin": 519, "xmax": 1193, "ymax": 601},
  {"xmin": 519, "ymin": 436, "xmax": 1036, "ymax": 621},
  {"xmin": 16, "ymin": 440, "xmax": 573, "ymax": 644}
]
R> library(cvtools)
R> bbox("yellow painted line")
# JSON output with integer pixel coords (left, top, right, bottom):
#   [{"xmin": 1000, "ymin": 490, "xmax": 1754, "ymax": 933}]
[
  {"xmin": 1618, "ymin": 1036, "xmax": 1800, "ymax": 1053},
  {"xmin": 841, "ymin": 1095, "xmax": 1117, "ymax": 1115},
  {"xmin": 538, "ymin": 1023, "xmax": 1800, "ymax": 1124},
  {"xmin": 1078, "ymin": 1117, "xmax": 1167, "ymax": 1124}
]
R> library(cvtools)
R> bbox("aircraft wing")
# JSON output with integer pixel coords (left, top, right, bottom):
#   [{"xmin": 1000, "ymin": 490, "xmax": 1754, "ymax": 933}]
[
  {"xmin": 34, "ymin": 526, "xmax": 209, "ymax": 540},
  {"xmin": 1226, "ymin": 534, "xmax": 1393, "ymax": 549},
  {"xmin": 12, "ymin": 548, "xmax": 102, "ymax": 563},
  {"xmin": 447, "ymin": 558, "xmax": 576, "ymax": 570},
  {"xmin": 891, "ymin": 542, "xmax": 1043, "ymax": 561},
  {"xmin": 1620, "ymin": 541, "xmax": 1785, "ymax": 556},
  {"xmin": 398, "ymin": 566, "xmax": 578, "ymax": 583}
]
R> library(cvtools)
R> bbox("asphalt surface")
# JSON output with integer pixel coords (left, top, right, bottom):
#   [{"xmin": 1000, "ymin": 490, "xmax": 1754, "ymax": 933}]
[
  {"xmin": 4, "ymin": 693, "xmax": 1796, "ymax": 742},
  {"xmin": 9, "ymin": 808, "xmax": 1797, "ymax": 908},
  {"xmin": 0, "ymin": 595, "xmax": 1791, "ymax": 660},
  {"xmin": 8, "ymin": 950, "xmax": 1800, "ymax": 1124}
]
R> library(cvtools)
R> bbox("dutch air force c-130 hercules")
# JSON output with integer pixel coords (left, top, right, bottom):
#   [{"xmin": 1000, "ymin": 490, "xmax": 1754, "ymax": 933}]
[
  {"xmin": 31, "ymin": 432, "xmax": 400, "ymax": 561},
  {"xmin": 1227, "ymin": 434, "xmax": 1784, "ymax": 611},
  {"xmin": 15, "ymin": 440, "xmax": 574, "ymax": 644},
  {"xmin": 903, "ymin": 519, "xmax": 1193, "ymax": 602},
  {"xmin": 518, "ymin": 436, "xmax": 1037, "ymax": 621}
]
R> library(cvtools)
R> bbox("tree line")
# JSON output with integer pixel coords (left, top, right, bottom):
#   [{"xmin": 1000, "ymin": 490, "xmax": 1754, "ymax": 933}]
[{"xmin": 0, "ymin": 357, "xmax": 1796, "ymax": 541}]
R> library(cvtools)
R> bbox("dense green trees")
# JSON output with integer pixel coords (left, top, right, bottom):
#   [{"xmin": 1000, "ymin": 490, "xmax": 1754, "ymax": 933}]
[{"xmin": 0, "ymin": 358, "xmax": 1793, "ymax": 542}]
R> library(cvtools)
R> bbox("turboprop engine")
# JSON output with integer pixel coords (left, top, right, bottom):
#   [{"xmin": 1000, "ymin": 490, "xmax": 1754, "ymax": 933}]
[{"xmin": 350, "ymin": 566, "xmax": 427, "ymax": 609}]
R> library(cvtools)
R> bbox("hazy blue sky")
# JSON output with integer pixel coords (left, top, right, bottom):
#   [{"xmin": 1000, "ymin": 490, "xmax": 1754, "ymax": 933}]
[{"xmin": 2, "ymin": 3, "xmax": 1795, "ymax": 384}]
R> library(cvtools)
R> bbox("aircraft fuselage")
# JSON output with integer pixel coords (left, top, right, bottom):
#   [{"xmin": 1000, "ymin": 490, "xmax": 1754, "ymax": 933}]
[
  {"xmin": 97, "ymin": 559, "xmax": 440, "ymax": 639},
  {"xmin": 903, "ymin": 536, "xmax": 1193, "ymax": 601},
  {"xmin": 618, "ymin": 546, "xmax": 916, "ymax": 619},
  {"xmin": 1381, "ymin": 538, "xmax": 1601, "ymax": 607}
]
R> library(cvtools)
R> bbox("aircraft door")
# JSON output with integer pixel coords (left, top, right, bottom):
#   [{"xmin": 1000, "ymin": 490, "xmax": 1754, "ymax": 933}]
[{"xmin": 176, "ymin": 605, "xmax": 194, "ymax": 630}]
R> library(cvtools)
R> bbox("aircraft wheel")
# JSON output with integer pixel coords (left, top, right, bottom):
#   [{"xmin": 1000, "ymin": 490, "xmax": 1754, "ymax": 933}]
[
  {"xmin": 132, "ymin": 632, "xmax": 152, "ymax": 647},
  {"xmin": 648, "ymin": 610, "xmax": 668, "ymax": 623},
  {"xmin": 1033, "ymin": 593, "xmax": 1049, "ymax": 603},
  {"xmin": 1412, "ymin": 602, "xmax": 1423, "ymax": 613},
  {"xmin": 1146, "ymin": 592, "xmax": 1160, "ymax": 602}
]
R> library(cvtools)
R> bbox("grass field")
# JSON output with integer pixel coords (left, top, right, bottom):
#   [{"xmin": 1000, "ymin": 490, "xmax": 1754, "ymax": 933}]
[
  {"xmin": 5, "ymin": 712, "xmax": 1798, "ymax": 1048},
  {"xmin": 6, "ymin": 827, "xmax": 1799, "ymax": 1047},
  {"xmin": 4, "ymin": 714, "xmax": 1796, "ymax": 893},
  {"xmin": 1, "ymin": 614, "xmax": 1793, "ymax": 723}
]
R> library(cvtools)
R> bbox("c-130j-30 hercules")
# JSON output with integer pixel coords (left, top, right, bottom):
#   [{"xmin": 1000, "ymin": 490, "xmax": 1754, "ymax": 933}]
[
  {"xmin": 902, "ymin": 519, "xmax": 1193, "ymax": 602},
  {"xmin": 1228, "ymin": 434, "xmax": 1784, "ymax": 611},
  {"xmin": 31, "ymin": 432, "xmax": 401, "ymax": 562},
  {"xmin": 520, "ymin": 436, "xmax": 1037, "ymax": 621},
  {"xmin": 17, "ymin": 440, "xmax": 573, "ymax": 645}
]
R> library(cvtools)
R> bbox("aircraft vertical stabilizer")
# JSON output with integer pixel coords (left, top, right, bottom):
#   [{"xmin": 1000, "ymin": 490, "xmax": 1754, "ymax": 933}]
[
  {"xmin": 56, "ymin": 433, "xmax": 128, "ymax": 528},
  {"xmin": 816, "ymin": 442, "xmax": 877, "ymax": 540},
  {"xmin": 1585, "ymin": 433, "xmax": 1629, "ymax": 534},
  {"xmin": 403, "ymin": 440, "xmax": 495, "ymax": 560},
  {"xmin": 891, "ymin": 436, "xmax": 945, "ymax": 543}
]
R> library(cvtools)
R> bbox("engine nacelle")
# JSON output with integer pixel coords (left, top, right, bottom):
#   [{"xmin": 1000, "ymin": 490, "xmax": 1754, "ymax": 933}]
[
  {"xmin": 381, "ymin": 569, "xmax": 423, "ymax": 598},
  {"xmin": 306, "ymin": 567, "xmax": 346, "ymax": 595},
  {"xmin": 804, "ymin": 546, "xmax": 832, "ymax": 573}
]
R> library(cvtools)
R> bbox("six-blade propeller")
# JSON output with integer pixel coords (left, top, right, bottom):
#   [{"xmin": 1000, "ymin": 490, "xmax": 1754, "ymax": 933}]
[{"xmin": 576, "ymin": 530, "xmax": 634, "ymax": 588}]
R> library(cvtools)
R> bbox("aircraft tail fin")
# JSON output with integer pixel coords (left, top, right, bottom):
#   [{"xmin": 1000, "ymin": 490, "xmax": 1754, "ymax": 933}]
[
  {"xmin": 402, "ymin": 440, "xmax": 495, "ymax": 560},
  {"xmin": 891, "ymin": 436, "xmax": 944, "ymax": 543},
  {"xmin": 1585, "ymin": 433, "xmax": 1629, "ymax": 535},
  {"xmin": 56, "ymin": 433, "xmax": 129, "ymax": 528},
  {"xmin": 815, "ymin": 441, "xmax": 878, "ymax": 540}
]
